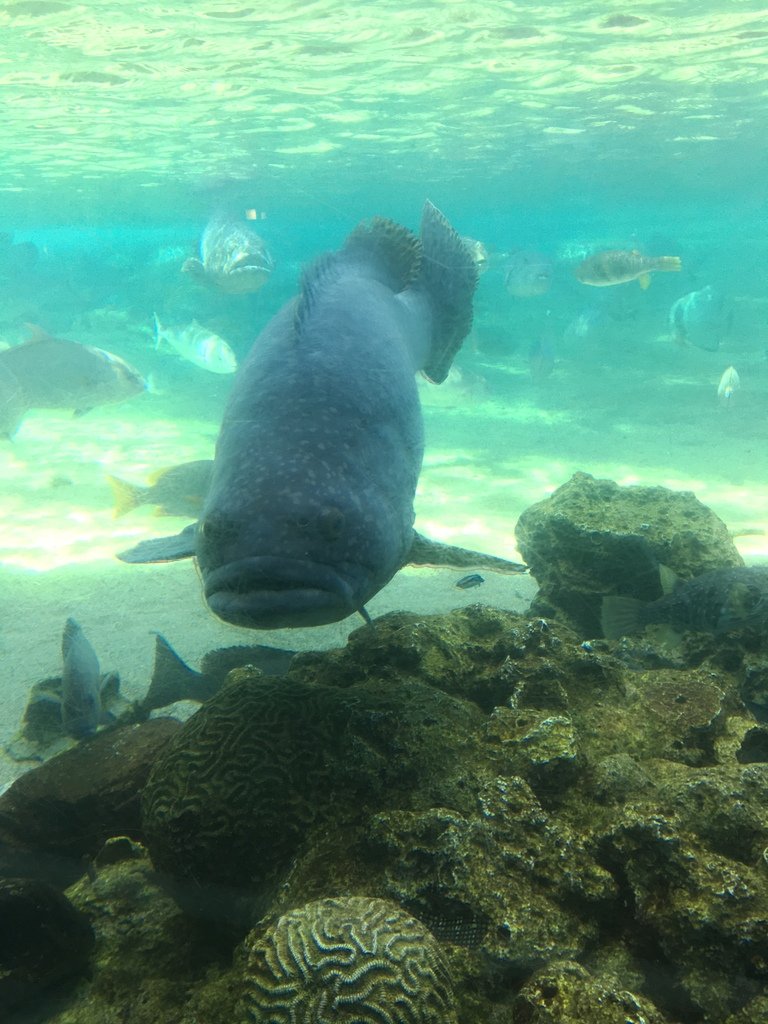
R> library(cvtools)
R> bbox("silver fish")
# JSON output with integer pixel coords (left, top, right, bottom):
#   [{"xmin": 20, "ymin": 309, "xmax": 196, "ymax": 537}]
[
  {"xmin": 0, "ymin": 325, "xmax": 146, "ymax": 417},
  {"xmin": 669, "ymin": 285, "xmax": 733, "ymax": 351},
  {"xmin": 153, "ymin": 314, "xmax": 237, "ymax": 374}
]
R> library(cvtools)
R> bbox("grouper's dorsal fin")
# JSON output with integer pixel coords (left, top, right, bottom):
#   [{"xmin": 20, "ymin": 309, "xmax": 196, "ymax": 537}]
[
  {"xmin": 294, "ymin": 251, "xmax": 340, "ymax": 337},
  {"xmin": 295, "ymin": 217, "xmax": 422, "ymax": 339},
  {"xmin": 343, "ymin": 216, "xmax": 422, "ymax": 293},
  {"xmin": 418, "ymin": 200, "xmax": 479, "ymax": 384}
]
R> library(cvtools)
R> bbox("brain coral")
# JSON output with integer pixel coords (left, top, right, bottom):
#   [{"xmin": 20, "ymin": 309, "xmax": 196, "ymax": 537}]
[{"xmin": 240, "ymin": 896, "xmax": 457, "ymax": 1024}]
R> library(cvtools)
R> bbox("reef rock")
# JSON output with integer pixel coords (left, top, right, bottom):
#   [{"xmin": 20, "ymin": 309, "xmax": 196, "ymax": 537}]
[{"xmin": 515, "ymin": 471, "xmax": 742, "ymax": 636}]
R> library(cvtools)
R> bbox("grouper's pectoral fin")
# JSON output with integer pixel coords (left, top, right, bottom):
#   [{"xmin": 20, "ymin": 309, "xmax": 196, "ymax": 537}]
[
  {"xmin": 116, "ymin": 523, "xmax": 197, "ymax": 563},
  {"xmin": 407, "ymin": 531, "xmax": 528, "ymax": 575}
]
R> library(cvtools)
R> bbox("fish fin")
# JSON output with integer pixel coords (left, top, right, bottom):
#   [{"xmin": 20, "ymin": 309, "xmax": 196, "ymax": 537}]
[
  {"xmin": 343, "ymin": 216, "xmax": 422, "ymax": 292},
  {"xmin": 418, "ymin": 200, "xmax": 479, "ymax": 384},
  {"xmin": 73, "ymin": 408, "xmax": 92, "ymax": 418},
  {"xmin": 116, "ymin": 523, "xmax": 197, "ymax": 563},
  {"xmin": 658, "ymin": 563, "xmax": 679, "ymax": 595},
  {"xmin": 600, "ymin": 595, "xmax": 648, "ymax": 640},
  {"xmin": 638, "ymin": 273, "xmax": 651, "ymax": 290},
  {"xmin": 358, "ymin": 606, "xmax": 372, "ymax": 624},
  {"xmin": 294, "ymin": 252, "xmax": 340, "ymax": 335},
  {"xmin": 147, "ymin": 466, "xmax": 171, "ymax": 486},
  {"xmin": 22, "ymin": 323, "xmax": 56, "ymax": 344},
  {"xmin": 408, "ymin": 530, "xmax": 528, "ymax": 574},
  {"xmin": 105, "ymin": 473, "xmax": 149, "ymax": 517},
  {"xmin": 142, "ymin": 633, "xmax": 215, "ymax": 710}
]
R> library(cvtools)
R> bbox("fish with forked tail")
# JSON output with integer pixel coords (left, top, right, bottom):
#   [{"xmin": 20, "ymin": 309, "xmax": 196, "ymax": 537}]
[
  {"xmin": 118, "ymin": 202, "xmax": 516, "ymax": 627},
  {"xmin": 106, "ymin": 459, "xmax": 213, "ymax": 518},
  {"xmin": 575, "ymin": 249, "xmax": 681, "ymax": 289}
]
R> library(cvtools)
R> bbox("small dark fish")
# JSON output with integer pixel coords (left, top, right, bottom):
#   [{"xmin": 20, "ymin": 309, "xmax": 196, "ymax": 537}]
[
  {"xmin": 106, "ymin": 459, "xmax": 213, "ymax": 518},
  {"xmin": 183, "ymin": 213, "xmax": 274, "ymax": 294},
  {"xmin": 61, "ymin": 618, "xmax": 102, "ymax": 739},
  {"xmin": 456, "ymin": 573, "xmax": 485, "ymax": 589},
  {"xmin": 669, "ymin": 285, "xmax": 733, "ymax": 351},
  {"xmin": 601, "ymin": 565, "xmax": 768, "ymax": 640},
  {"xmin": 504, "ymin": 250, "xmax": 552, "ymax": 297},
  {"xmin": 0, "ymin": 324, "xmax": 146, "ymax": 417},
  {"xmin": 575, "ymin": 249, "xmax": 681, "ymax": 288}
]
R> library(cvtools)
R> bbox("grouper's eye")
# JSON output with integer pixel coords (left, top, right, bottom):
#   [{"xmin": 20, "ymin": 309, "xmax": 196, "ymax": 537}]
[{"xmin": 199, "ymin": 514, "xmax": 239, "ymax": 548}]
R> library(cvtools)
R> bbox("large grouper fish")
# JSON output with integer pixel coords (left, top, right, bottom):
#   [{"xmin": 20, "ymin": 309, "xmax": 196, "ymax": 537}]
[{"xmin": 119, "ymin": 201, "xmax": 526, "ymax": 627}]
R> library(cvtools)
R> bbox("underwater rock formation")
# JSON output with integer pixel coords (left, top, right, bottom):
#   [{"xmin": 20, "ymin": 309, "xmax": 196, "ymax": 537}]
[
  {"xmin": 0, "ymin": 718, "xmax": 180, "ymax": 886},
  {"xmin": 6, "ymin": 595, "xmax": 768, "ymax": 1024},
  {"xmin": 0, "ymin": 877, "xmax": 94, "ymax": 1016},
  {"xmin": 240, "ymin": 896, "xmax": 457, "ymax": 1023},
  {"xmin": 515, "ymin": 471, "xmax": 742, "ymax": 636}
]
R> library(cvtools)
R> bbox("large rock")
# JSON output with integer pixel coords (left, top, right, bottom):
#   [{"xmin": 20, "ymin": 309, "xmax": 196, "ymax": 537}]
[{"xmin": 515, "ymin": 471, "xmax": 742, "ymax": 636}]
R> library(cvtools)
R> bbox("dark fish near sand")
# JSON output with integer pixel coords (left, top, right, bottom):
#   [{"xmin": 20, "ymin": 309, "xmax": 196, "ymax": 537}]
[
  {"xmin": 575, "ymin": 249, "xmax": 681, "ymax": 288},
  {"xmin": 601, "ymin": 565, "xmax": 768, "ymax": 640},
  {"xmin": 183, "ymin": 213, "xmax": 275, "ymax": 294},
  {"xmin": 106, "ymin": 459, "xmax": 213, "ymax": 517},
  {"xmin": 119, "ymin": 204, "xmax": 532, "ymax": 627},
  {"xmin": 504, "ymin": 250, "xmax": 552, "ymax": 297},
  {"xmin": 61, "ymin": 618, "xmax": 103, "ymax": 739},
  {"xmin": 0, "ymin": 325, "xmax": 146, "ymax": 416},
  {"xmin": 669, "ymin": 285, "xmax": 733, "ymax": 351}
]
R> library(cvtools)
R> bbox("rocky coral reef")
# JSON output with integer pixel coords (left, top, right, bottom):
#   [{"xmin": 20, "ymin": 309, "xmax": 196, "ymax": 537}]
[{"xmin": 2, "ymin": 475, "xmax": 768, "ymax": 1024}]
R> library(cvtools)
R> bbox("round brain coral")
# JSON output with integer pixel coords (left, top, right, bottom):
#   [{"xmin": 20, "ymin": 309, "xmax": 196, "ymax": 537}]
[{"xmin": 240, "ymin": 895, "xmax": 458, "ymax": 1024}]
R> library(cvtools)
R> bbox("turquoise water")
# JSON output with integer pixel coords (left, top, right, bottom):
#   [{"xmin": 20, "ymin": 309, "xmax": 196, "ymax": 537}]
[{"xmin": 2, "ymin": 3, "xmax": 768, "ymax": 1022}]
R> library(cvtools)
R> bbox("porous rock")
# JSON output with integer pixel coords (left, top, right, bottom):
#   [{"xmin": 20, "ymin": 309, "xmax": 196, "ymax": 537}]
[{"xmin": 515, "ymin": 471, "xmax": 742, "ymax": 636}]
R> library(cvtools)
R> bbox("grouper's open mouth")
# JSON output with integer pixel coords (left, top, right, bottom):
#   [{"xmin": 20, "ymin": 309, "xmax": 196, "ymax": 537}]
[{"xmin": 202, "ymin": 556, "xmax": 358, "ymax": 628}]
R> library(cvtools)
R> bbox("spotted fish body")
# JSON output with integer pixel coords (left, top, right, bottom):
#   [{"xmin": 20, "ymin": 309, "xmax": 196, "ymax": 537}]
[
  {"xmin": 183, "ymin": 214, "xmax": 274, "ymax": 294},
  {"xmin": 196, "ymin": 202, "xmax": 477, "ymax": 628},
  {"xmin": 575, "ymin": 249, "xmax": 681, "ymax": 287}
]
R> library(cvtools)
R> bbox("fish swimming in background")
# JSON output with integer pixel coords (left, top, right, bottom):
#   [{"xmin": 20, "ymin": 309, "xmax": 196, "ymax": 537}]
[
  {"xmin": 669, "ymin": 285, "xmax": 733, "ymax": 351},
  {"xmin": 717, "ymin": 365, "xmax": 739, "ymax": 402},
  {"xmin": 106, "ymin": 459, "xmax": 214, "ymax": 517},
  {"xmin": 504, "ymin": 250, "xmax": 552, "ymax": 297},
  {"xmin": 601, "ymin": 565, "xmax": 768, "ymax": 640},
  {"xmin": 575, "ymin": 249, "xmax": 681, "ymax": 288},
  {"xmin": 153, "ymin": 314, "xmax": 237, "ymax": 374},
  {"xmin": 0, "ymin": 324, "xmax": 146, "ymax": 417},
  {"xmin": 182, "ymin": 213, "xmax": 275, "ymax": 293},
  {"xmin": 61, "ymin": 618, "xmax": 104, "ymax": 739}
]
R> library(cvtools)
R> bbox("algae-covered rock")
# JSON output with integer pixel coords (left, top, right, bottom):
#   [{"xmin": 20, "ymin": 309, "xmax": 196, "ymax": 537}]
[
  {"xmin": 515, "ymin": 471, "xmax": 742, "ymax": 636},
  {"xmin": 513, "ymin": 959, "xmax": 669, "ymax": 1024},
  {"xmin": 240, "ymin": 896, "xmax": 457, "ymax": 1024}
]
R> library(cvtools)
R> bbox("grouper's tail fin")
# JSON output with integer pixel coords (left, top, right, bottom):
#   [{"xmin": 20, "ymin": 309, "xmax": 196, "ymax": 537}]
[{"xmin": 419, "ymin": 200, "xmax": 478, "ymax": 384}]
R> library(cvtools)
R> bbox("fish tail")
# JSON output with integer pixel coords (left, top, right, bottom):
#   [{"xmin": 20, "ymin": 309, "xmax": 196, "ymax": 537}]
[
  {"xmin": 600, "ymin": 595, "xmax": 648, "ymax": 640},
  {"xmin": 653, "ymin": 256, "xmax": 682, "ymax": 273},
  {"xmin": 418, "ymin": 200, "xmax": 479, "ymax": 384},
  {"xmin": 141, "ymin": 633, "xmax": 215, "ymax": 711},
  {"xmin": 105, "ymin": 474, "xmax": 150, "ymax": 517}
]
